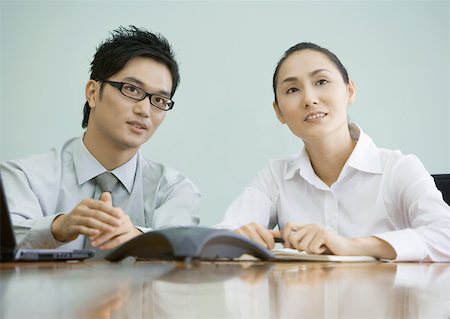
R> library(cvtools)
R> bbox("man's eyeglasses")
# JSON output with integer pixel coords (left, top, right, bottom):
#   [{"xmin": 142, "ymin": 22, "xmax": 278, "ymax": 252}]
[{"xmin": 102, "ymin": 80, "xmax": 174, "ymax": 111}]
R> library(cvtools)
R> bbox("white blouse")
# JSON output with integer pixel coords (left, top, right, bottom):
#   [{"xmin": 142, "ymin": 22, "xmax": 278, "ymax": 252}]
[{"xmin": 216, "ymin": 124, "xmax": 450, "ymax": 262}]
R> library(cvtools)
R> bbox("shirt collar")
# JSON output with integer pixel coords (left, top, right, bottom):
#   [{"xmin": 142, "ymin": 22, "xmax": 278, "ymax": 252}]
[
  {"xmin": 73, "ymin": 137, "xmax": 138, "ymax": 193},
  {"xmin": 284, "ymin": 123, "xmax": 382, "ymax": 181},
  {"xmin": 284, "ymin": 148, "xmax": 316, "ymax": 182},
  {"xmin": 346, "ymin": 123, "xmax": 382, "ymax": 174}
]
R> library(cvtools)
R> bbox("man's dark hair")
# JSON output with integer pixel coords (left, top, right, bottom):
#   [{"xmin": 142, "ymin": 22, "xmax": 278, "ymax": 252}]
[
  {"xmin": 272, "ymin": 42, "xmax": 349, "ymax": 102},
  {"xmin": 82, "ymin": 25, "xmax": 179, "ymax": 128}
]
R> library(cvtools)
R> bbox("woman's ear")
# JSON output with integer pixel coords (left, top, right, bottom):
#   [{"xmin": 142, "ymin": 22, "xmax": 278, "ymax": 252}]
[
  {"xmin": 273, "ymin": 101, "xmax": 287, "ymax": 124},
  {"xmin": 347, "ymin": 80, "xmax": 356, "ymax": 105},
  {"xmin": 85, "ymin": 80, "xmax": 98, "ymax": 109}
]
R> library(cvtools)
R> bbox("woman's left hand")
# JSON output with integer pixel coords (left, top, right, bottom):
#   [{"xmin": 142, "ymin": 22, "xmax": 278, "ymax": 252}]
[
  {"xmin": 280, "ymin": 222, "xmax": 349, "ymax": 255},
  {"xmin": 280, "ymin": 221, "xmax": 396, "ymax": 259}
]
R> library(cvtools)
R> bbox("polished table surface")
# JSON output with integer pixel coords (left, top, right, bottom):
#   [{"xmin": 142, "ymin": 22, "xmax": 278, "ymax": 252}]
[{"xmin": 1, "ymin": 259, "xmax": 449, "ymax": 319}]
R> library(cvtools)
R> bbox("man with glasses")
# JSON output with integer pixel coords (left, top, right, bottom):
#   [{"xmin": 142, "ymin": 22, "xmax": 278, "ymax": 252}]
[{"xmin": 0, "ymin": 26, "xmax": 200, "ymax": 251}]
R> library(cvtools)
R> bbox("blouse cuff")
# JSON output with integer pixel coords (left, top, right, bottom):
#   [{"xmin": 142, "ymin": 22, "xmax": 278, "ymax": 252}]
[{"xmin": 374, "ymin": 229, "xmax": 427, "ymax": 262}]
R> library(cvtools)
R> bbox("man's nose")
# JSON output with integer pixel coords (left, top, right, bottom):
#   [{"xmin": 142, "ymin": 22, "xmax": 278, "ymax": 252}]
[{"xmin": 134, "ymin": 96, "xmax": 152, "ymax": 117}]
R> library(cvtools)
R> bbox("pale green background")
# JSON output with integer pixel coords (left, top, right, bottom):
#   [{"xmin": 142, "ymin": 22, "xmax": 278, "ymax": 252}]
[{"xmin": 1, "ymin": 0, "xmax": 449, "ymax": 227}]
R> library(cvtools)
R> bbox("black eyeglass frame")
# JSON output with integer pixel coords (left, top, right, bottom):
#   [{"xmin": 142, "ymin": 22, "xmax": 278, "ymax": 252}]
[{"xmin": 101, "ymin": 80, "xmax": 174, "ymax": 111}]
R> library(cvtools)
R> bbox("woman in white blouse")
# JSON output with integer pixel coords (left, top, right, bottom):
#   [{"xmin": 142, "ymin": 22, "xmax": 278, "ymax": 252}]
[{"xmin": 216, "ymin": 42, "xmax": 450, "ymax": 262}]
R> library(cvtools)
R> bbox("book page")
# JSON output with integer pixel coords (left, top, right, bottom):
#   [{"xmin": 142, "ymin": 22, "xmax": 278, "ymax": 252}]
[{"xmin": 271, "ymin": 248, "xmax": 378, "ymax": 262}]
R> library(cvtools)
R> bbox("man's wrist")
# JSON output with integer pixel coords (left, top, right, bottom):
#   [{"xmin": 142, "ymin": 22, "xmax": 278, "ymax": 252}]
[{"xmin": 50, "ymin": 214, "xmax": 65, "ymax": 242}]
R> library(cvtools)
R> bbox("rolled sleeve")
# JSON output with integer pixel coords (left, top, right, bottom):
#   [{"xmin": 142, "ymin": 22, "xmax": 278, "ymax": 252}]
[{"xmin": 15, "ymin": 214, "xmax": 65, "ymax": 249}]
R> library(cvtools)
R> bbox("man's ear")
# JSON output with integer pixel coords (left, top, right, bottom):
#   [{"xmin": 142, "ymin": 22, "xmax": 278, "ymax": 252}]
[
  {"xmin": 347, "ymin": 80, "xmax": 356, "ymax": 105},
  {"xmin": 85, "ymin": 80, "xmax": 98, "ymax": 109},
  {"xmin": 273, "ymin": 101, "xmax": 286, "ymax": 124}
]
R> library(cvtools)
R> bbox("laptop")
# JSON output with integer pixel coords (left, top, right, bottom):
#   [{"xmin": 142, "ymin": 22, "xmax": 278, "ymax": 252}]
[{"xmin": 0, "ymin": 175, "xmax": 94, "ymax": 262}]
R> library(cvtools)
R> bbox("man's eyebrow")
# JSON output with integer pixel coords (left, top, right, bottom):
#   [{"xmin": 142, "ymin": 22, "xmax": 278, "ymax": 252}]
[
  {"xmin": 280, "ymin": 69, "xmax": 332, "ymax": 85},
  {"xmin": 122, "ymin": 77, "xmax": 171, "ymax": 97},
  {"xmin": 123, "ymin": 77, "xmax": 145, "ymax": 87}
]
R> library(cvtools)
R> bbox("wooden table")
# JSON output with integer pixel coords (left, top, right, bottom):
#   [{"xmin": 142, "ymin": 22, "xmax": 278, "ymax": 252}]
[{"xmin": 1, "ymin": 260, "xmax": 449, "ymax": 318}]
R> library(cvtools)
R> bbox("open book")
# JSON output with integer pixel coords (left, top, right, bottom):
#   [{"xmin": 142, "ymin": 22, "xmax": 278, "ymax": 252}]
[{"xmin": 271, "ymin": 248, "xmax": 378, "ymax": 262}]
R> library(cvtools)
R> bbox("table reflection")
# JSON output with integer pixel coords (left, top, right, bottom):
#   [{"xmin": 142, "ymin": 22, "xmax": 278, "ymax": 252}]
[
  {"xmin": 0, "ymin": 261, "xmax": 173, "ymax": 319},
  {"xmin": 1, "ymin": 261, "xmax": 449, "ymax": 319},
  {"xmin": 96, "ymin": 262, "xmax": 273, "ymax": 319},
  {"xmin": 224, "ymin": 262, "xmax": 450, "ymax": 319}
]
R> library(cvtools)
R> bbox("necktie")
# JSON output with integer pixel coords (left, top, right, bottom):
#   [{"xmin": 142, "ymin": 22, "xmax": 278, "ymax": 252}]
[
  {"xmin": 95, "ymin": 172, "xmax": 119, "ymax": 196},
  {"xmin": 86, "ymin": 172, "xmax": 119, "ymax": 252}
]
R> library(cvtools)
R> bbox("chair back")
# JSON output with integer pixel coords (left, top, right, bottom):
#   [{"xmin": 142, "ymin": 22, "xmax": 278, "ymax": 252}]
[{"xmin": 432, "ymin": 174, "xmax": 450, "ymax": 205}]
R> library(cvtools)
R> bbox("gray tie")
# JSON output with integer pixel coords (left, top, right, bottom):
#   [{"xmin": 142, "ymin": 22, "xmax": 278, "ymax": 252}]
[
  {"xmin": 85, "ymin": 172, "xmax": 120, "ymax": 252},
  {"xmin": 95, "ymin": 172, "xmax": 119, "ymax": 198}
]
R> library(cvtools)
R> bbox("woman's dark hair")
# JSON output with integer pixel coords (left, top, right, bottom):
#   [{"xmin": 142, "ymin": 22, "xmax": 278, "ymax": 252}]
[
  {"xmin": 272, "ymin": 42, "xmax": 349, "ymax": 102},
  {"xmin": 82, "ymin": 25, "xmax": 179, "ymax": 128}
]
